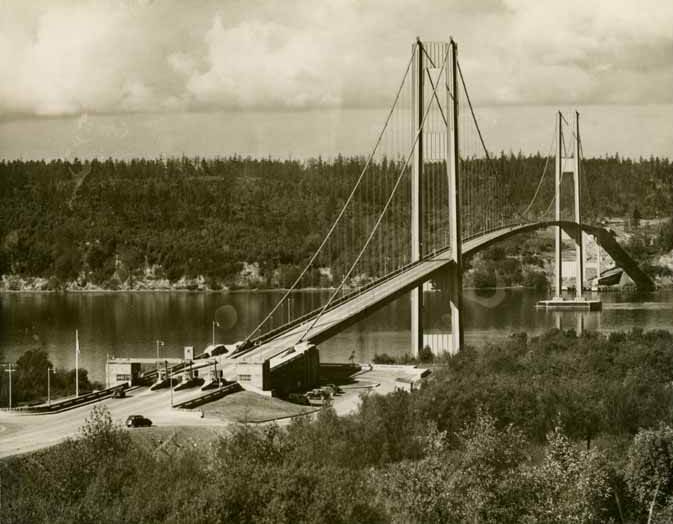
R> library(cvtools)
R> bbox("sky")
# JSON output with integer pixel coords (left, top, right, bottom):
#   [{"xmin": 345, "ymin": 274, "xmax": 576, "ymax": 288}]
[{"xmin": 0, "ymin": 0, "xmax": 672, "ymax": 160}]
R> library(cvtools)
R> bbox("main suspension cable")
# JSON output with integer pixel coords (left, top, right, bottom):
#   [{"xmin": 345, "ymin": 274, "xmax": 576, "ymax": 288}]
[
  {"xmin": 242, "ymin": 43, "xmax": 417, "ymax": 346},
  {"xmin": 297, "ymin": 45, "xmax": 451, "ymax": 343}
]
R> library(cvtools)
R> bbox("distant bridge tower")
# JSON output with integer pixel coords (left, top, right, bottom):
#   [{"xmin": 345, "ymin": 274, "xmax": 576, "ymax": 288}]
[
  {"xmin": 547, "ymin": 110, "xmax": 596, "ymax": 308},
  {"xmin": 411, "ymin": 38, "xmax": 463, "ymax": 356},
  {"xmin": 554, "ymin": 110, "xmax": 584, "ymax": 298}
]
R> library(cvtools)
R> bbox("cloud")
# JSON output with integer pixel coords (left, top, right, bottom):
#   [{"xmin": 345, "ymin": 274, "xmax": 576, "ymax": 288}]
[
  {"xmin": 183, "ymin": 15, "xmax": 344, "ymax": 109},
  {"xmin": 498, "ymin": 0, "xmax": 673, "ymax": 104},
  {"xmin": 0, "ymin": 0, "xmax": 671, "ymax": 118}
]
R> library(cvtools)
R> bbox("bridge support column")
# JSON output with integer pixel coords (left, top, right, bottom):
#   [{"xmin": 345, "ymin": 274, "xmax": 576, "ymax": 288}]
[
  {"xmin": 410, "ymin": 37, "xmax": 424, "ymax": 356},
  {"xmin": 447, "ymin": 39, "xmax": 463, "ymax": 354},
  {"xmin": 554, "ymin": 111, "xmax": 563, "ymax": 299},
  {"xmin": 573, "ymin": 111, "xmax": 584, "ymax": 298}
]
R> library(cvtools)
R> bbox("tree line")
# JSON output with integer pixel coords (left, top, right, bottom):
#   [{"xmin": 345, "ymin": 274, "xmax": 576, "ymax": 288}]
[
  {"xmin": 0, "ymin": 348, "xmax": 99, "ymax": 406},
  {"xmin": 0, "ymin": 154, "xmax": 670, "ymax": 289},
  {"xmin": 4, "ymin": 329, "xmax": 673, "ymax": 522}
]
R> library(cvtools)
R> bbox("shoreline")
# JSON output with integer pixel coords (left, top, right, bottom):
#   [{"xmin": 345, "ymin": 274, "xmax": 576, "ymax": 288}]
[{"xmin": 2, "ymin": 283, "xmax": 670, "ymax": 295}]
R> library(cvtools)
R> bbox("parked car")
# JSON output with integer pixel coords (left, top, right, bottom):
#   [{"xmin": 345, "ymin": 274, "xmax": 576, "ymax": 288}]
[
  {"xmin": 287, "ymin": 393, "xmax": 310, "ymax": 405},
  {"xmin": 305, "ymin": 388, "xmax": 331, "ymax": 401},
  {"xmin": 324, "ymin": 384, "xmax": 343, "ymax": 395},
  {"xmin": 126, "ymin": 415, "xmax": 152, "ymax": 428}
]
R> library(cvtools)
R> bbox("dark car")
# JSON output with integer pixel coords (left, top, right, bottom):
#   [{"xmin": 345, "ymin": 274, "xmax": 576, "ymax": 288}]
[
  {"xmin": 112, "ymin": 389, "xmax": 126, "ymax": 399},
  {"xmin": 126, "ymin": 415, "xmax": 152, "ymax": 428},
  {"xmin": 287, "ymin": 393, "xmax": 310, "ymax": 405},
  {"xmin": 324, "ymin": 384, "xmax": 343, "ymax": 395}
]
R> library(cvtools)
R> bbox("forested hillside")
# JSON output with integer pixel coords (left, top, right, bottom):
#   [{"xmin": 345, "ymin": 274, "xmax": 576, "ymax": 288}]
[{"xmin": 0, "ymin": 154, "xmax": 670, "ymax": 290}]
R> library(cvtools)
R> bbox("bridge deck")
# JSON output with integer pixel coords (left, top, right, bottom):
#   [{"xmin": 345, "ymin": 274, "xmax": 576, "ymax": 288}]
[{"xmin": 232, "ymin": 222, "xmax": 653, "ymax": 365}]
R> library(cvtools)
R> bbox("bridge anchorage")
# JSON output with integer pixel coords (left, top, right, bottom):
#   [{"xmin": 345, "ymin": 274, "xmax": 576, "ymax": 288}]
[{"xmin": 218, "ymin": 38, "xmax": 653, "ymax": 394}]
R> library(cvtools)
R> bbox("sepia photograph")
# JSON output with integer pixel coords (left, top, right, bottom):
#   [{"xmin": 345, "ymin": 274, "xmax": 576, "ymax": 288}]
[{"xmin": 1, "ymin": 1, "xmax": 672, "ymax": 522}]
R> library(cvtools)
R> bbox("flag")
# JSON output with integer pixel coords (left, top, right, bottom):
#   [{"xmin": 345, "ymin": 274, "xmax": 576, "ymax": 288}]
[{"xmin": 214, "ymin": 320, "xmax": 220, "ymax": 327}]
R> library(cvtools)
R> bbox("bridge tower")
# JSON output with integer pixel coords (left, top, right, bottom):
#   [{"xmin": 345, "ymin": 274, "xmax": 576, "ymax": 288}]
[
  {"xmin": 411, "ymin": 38, "xmax": 463, "ymax": 355},
  {"xmin": 542, "ymin": 110, "xmax": 600, "ymax": 309},
  {"xmin": 554, "ymin": 110, "xmax": 584, "ymax": 298},
  {"xmin": 447, "ymin": 39, "xmax": 463, "ymax": 353},
  {"xmin": 410, "ymin": 38, "xmax": 424, "ymax": 355}
]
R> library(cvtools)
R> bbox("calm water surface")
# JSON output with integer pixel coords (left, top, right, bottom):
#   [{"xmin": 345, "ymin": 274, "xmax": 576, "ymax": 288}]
[{"xmin": 1, "ymin": 288, "xmax": 672, "ymax": 383}]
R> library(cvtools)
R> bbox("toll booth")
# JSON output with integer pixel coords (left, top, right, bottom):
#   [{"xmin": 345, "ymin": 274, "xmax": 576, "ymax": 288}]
[
  {"xmin": 106, "ymin": 360, "xmax": 141, "ymax": 387},
  {"xmin": 106, "ymin": 357, "xmax": 183, "ymax": 387}
]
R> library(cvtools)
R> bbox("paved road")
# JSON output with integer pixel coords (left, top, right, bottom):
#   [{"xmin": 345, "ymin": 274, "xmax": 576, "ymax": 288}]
[{"xmin": 0, "ymin": 386, "xmax": 227, "ymax": 458}]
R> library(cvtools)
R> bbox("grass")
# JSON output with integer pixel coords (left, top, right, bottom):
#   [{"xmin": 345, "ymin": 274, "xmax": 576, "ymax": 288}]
[
  {"xmin": 199, "ymin": 391, "xmax": 317, "ymax": 423},
  {"xmin": 128, "ymin": 425, "xmax": 229, "ymax": 454}
]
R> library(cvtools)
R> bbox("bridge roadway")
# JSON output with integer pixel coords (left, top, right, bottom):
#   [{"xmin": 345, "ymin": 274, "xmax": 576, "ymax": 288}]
[{"xmin": 232, "ymin": 221, "xmax": 654, "ymax": 366}]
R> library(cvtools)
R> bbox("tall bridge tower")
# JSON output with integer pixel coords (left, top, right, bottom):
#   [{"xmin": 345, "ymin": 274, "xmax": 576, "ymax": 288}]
[
  {"xmin": 410, "ymin": 38, "xmax": 463, "ymax": 355},
  {"xmin": 543, "ymin": 110, "xmax": 601, "ymax": 310}
]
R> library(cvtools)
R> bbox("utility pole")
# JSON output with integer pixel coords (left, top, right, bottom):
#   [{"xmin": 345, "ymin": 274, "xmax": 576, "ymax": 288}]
[
  {"xmin": 447, "ymin": 38, "xmax": 463, "ymax": 353},
  {"xmin": 410, "ymin": 37, "xmax": 424, "ymax": 356}
]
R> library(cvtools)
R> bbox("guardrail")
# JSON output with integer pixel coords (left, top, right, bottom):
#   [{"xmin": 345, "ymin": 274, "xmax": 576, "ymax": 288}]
[
  {"xmin": 13, "ymin": 383, "xmax": 129, "ymax": 414},
  {"xmin": 172, "ymin": 383, "xmax": 241, "ymax": 410},
  {"xmin": 238, "ymin": 245, "xmax": 457, "ymax": 355}
]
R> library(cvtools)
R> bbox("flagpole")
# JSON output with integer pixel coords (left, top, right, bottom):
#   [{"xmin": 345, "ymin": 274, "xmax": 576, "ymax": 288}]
[{"xmin": 75, "ymin": 329, "xmax": 79, "ymax": 398}]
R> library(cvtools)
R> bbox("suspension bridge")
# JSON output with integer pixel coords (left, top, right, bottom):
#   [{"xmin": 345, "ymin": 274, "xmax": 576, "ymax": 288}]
[{"xmin": 218, "ymin": 38, "xmax": 653, "ymax": 391}]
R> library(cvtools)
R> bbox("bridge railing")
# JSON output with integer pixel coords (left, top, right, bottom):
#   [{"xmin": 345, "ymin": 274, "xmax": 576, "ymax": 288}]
[
  {"xmin": 238, "ymin": 245, "xmax": 456, "ymax": 354},
  {"xmin": 11, "ymin": 383, "xmax": 129, "ymax": 414}
]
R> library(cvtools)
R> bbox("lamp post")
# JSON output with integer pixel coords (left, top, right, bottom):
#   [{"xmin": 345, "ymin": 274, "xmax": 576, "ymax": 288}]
[
  {"xmin": 167, "ymin": 360, "xmax": 174, "ymax": 407},
  {"xmin": 75, "ymin": 329, "xmax": 80, "ymax": 398},
  {"xmin": 155, "ymin": 340, "xmax": 164, "ymax": 375},
  {"xmin": 211, "ymin": 320, "xmax": 221, "ymax": 346},
  {"xmin": 47, "ymin": 366, "xmax": 55, "ymax": 406},
  {"xmin": 4, "ymin": 364, "xmax": 15, "ymax": 410}
]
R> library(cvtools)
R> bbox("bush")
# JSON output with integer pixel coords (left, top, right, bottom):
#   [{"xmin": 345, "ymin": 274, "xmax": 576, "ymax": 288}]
[
  {"xmin": 523, "ymin": 269, "xmax": 549, "ymax": 290},
  {"xmin": 625, "ymin": 424, "xmax": 673, "ymax": 513},
  {"xmin": 372, "ymin": 353, "xmax": 397, "ymax": 364}
]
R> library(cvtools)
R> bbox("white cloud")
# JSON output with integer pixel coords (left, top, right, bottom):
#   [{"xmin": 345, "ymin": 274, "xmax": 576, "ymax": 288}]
[{"xmin": 0, "ymin": 0, "xmax": 671, "ymax": 118}]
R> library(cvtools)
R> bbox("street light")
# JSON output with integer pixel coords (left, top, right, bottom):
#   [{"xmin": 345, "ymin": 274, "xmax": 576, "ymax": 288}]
[
  {"xmin": 47, "ymin": 366, "xmax": 56, "ymax": 406},
  {"xmin": 211, "ymin": 320, "xmax": 220, "ymax": 346},
  {"xmin": 3, "ymin": 364, "xmax": 15, "ymax": 410},
  {"xmin": 166, "ymin": 360, "xmax": 174, "ymax": 407},
  {"xmin": 155, "ymin": 340, "xmax": 164, "ymax": 375}
]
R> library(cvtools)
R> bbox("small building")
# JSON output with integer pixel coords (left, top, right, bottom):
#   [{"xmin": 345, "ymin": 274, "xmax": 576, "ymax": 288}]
[
  {"xmin": 106, "ymin": 360, "xmax": 141, "ymax": 388},
  {"xmin": 234, "ymin": 343, "xmax": 320, "ymax": 395},
  {"xmin": 105, "ymin": 357, "xmax": 183, "ymax": 388}
]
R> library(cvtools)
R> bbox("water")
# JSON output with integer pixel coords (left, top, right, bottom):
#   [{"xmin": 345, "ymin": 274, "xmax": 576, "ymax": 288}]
[{"xmin": 1, "ymin": 288, "xmax": 672, "ymax": 384}]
